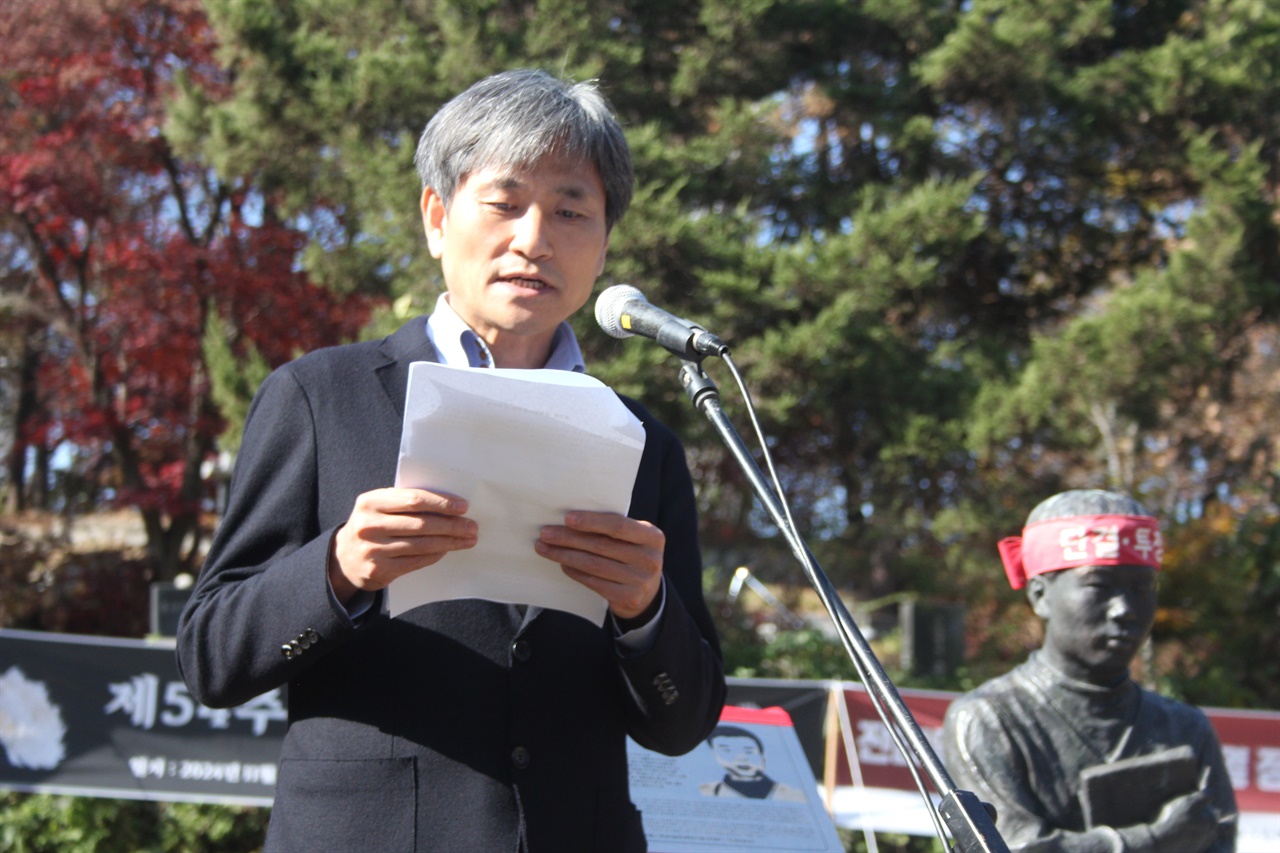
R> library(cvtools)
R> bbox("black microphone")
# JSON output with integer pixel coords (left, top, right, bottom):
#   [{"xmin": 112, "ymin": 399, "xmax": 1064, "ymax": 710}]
[{"xmin": 594, "ymin": 284, "xmax": 728, "ymax": 358}]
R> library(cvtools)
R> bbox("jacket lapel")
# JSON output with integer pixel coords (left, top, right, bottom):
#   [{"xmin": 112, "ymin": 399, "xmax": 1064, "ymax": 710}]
[{"xmin": 375, "ymin": 316, "xmax": 440, "ymax": 422}]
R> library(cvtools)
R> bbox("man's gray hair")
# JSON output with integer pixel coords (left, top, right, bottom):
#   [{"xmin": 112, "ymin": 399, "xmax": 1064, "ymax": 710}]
[{"xmin": 414, "ymin": 68, "xmax": 633, "ymax": 230}]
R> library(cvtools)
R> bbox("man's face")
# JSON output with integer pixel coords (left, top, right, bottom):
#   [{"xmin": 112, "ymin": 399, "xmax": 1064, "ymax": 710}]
[
  {"xmin": 422, "ymin": 157, "xmax": 610, "ymax": 368},
  {"xmin": 1030, "ymin": 564, "xmax": 1157, "ymax": 686},
  {"xmin": 710, "ymin": 735, "xmax": 765, "ymax": 780}
]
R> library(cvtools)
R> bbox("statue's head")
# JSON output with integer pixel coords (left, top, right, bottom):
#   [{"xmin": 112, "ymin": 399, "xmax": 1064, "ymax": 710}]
[{"xmin": 999, "ymin": 489, "xmax": 1162, "ymax": 686}]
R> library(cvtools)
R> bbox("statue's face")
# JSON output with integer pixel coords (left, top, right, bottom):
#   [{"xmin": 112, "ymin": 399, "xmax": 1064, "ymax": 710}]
[{"xmin": 1030, "ymin": 564, "xmax": 1157, "ymax": 686}]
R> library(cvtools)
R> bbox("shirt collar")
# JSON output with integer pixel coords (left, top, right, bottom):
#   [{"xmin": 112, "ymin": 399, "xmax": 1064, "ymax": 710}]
[{"xmin": 425, "ymin": 293, "xmax": 585, "ymax": 373}]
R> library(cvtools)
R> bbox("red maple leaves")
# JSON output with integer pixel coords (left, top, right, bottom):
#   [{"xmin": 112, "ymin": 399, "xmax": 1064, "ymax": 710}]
[{"xmin": 2, "ymin": 0, "xmax": 373, "ymax": 571}]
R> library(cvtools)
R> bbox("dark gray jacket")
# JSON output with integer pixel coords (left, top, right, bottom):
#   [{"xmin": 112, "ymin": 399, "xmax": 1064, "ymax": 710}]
[{"xmin": 177, "ymin": 318, "xmax": 726, "ymax": 852}]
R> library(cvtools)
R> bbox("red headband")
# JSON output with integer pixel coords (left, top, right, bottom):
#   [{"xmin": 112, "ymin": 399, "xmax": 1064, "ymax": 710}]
[{"xmin": 997, "ymin": 514, "xmax": 1163, "ymax": 589}]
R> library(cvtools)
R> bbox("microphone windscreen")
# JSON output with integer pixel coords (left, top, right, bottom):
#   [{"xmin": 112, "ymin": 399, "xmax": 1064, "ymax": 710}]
[{"xmin": 594, "ymin": 284, "xmax": 645, "ymax": 339}]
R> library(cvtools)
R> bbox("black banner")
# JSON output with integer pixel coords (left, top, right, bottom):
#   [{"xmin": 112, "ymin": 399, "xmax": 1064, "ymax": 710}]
[
  {"xmin": 1, "ymin": 628, "xmax": 283, "ymax": 805},
  {"xmin": 0, "ymin": 628, "xmax": 833, "ymax": 809}
]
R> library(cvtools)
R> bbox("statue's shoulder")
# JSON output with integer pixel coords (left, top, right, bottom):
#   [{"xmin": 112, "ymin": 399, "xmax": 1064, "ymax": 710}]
[
  {"xmin": 962, "ymin": 661, "xmax": 1038, "ymax": 704},
  {"xmin": 945, "ymin": 663, "xmax": 1034, "ymax": 733},
  {"xmin": 1134, "ymin": 683, "xmax": 1217, "ymax": 738}
]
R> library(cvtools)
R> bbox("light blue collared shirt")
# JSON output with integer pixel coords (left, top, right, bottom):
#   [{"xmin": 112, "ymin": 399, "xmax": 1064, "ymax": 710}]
[{"xmin": 425, "ymin": 293, "xmax": 586, "ymax": 372}]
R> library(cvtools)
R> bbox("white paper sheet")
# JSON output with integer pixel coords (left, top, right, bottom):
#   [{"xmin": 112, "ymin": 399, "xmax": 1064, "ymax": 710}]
[{"xmin": 389, "ymin": 362, "xmax": 647, "ymax": 624}]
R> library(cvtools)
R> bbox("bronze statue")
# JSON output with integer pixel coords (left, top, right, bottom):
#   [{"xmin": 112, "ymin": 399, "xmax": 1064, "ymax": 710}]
[{"xmin": 942, "ymin": 490, "xmax": 1237, "ymax": 851}]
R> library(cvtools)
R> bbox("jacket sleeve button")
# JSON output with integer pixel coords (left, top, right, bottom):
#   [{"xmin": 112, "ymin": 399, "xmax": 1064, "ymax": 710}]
[{"xmin": 511, "ymin": 639, "xmax": 531, "ymax": 663}]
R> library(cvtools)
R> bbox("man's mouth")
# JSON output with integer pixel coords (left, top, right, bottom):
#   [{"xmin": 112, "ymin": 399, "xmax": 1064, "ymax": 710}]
[{"xmin": 499, "ymin": 275, "xmax": 550, "ymax": 291}]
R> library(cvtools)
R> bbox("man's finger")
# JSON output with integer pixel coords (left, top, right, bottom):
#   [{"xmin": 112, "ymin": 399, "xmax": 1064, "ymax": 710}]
[{"xmin": 356, "ymin": 487, "xmax": 470, "ymax": 516}]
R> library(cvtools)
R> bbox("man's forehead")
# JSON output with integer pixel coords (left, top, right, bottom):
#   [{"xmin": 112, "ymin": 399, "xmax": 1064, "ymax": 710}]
[{"xmin": 1062, "ymin": 563, "xmax": 1157, "ymax": 582}]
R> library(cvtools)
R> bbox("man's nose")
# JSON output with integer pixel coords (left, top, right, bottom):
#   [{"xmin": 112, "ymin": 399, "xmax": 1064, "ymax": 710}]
[
  {"xmin": 1107, "ymin": 593, "xmax": 1137, "ymax": 622},
  {"xmin": 510, "ymin": 207, "xmax": 552, "ymax": 258}
]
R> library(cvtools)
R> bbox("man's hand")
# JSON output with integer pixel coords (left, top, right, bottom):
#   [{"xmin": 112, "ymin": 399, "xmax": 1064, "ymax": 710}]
[
  {"xmin": 536, "ymin": 511, "xmax": 664, "ymax": 621},
  {"xmin": 329, "ymin": 488, "xmax": 477, "ymax": 604},
  {"xmin": 1148, "ymin": 784, "xmax": 1222, "ymax": 853}
]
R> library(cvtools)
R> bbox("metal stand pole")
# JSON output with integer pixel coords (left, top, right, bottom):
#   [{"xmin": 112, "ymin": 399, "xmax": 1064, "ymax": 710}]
[{"xmin": 679, "ymin": 359, "xmax": 1008, "ymax": 853}]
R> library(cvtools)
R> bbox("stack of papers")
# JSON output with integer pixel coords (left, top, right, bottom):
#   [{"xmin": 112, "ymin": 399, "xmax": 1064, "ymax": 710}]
[{"xmin": 390, "ymin": 362, "xmax": 647, "ymax": 624}]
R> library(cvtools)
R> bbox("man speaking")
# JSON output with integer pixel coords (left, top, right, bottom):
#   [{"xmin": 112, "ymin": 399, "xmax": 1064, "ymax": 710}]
[{"xmin": 177, "ymin": 68, "xmax": 726, "ymax": 852}]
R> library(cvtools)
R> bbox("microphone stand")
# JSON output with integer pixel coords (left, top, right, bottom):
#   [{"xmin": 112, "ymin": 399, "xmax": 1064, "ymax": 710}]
[{"xmin": 678, "ymin": 358, "xmax": 1008, "ymax": 853}]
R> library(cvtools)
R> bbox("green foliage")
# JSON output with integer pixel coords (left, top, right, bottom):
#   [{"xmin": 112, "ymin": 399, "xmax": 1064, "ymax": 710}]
[
  {"xmin": 178, "ymin": 2, "xmax": 1278, "ymax": 623},
  {"xmin": 723, "ymin": 623, "xmax": 864, "ymax": 682},
  {"xmin": 0, "ymin": 794, "xmax": 268, "ymax": 853},
  {"xmin": 203, "ymin": 312, "xmax": 272, "ymax": 454},
  {"xmin": 840, "ymin": 830, "xmax": 947, "ymax": 853},
  {"xmin": 1151, "ymin": 506, "xmax": 1280, "ymax": 707}
]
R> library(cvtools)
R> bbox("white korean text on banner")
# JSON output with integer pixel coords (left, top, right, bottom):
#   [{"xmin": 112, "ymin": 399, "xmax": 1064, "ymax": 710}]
[{"xmin": 0, "ymin": 628, "xmax": 282, "ymax": 805}]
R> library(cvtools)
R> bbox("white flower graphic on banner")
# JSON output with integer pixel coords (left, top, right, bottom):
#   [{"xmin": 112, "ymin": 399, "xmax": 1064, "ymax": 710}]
[{"xmin": 0, "ymin": 665, "xmax": 67, "ymax": 769}]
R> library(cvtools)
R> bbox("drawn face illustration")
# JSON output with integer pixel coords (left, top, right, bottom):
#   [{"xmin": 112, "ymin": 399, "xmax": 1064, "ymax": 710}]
[{"xmin": 710, "ymin": 734, "xmax": 766, "ymax": 780}]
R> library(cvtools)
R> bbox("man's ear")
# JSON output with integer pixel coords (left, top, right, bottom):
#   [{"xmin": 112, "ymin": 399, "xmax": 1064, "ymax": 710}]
[
  {"xmin": 422, "ymin": 187, "xmax": 446, "ymax": 259},
  {"xmin": 1027, "ymin": 575, "xmax": 1051, "ymax": 620},
  {"xmin": 594, "ymin": 233, "xmax": 609, "ymax": 279}
]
